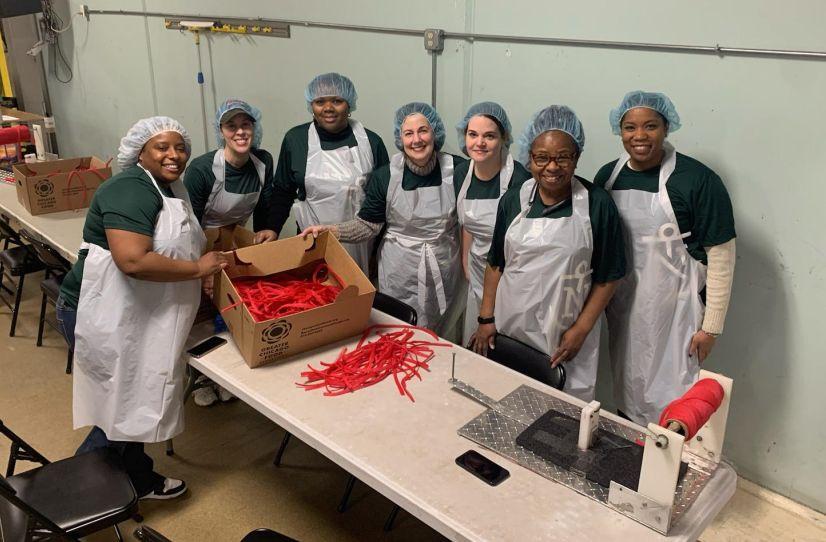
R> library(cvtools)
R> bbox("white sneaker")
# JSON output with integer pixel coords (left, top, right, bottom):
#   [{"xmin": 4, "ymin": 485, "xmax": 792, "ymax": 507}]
[
  {"xmin": 140, "ymin": 477, "xmax": 187, "ymax": 500},
  {"xmin": 217, "ymin": 385, "xmax": 235, "ymax": 402},
  {"xmin": 192, "ymin": 378, "xmax": 218, "ymax": 407}
]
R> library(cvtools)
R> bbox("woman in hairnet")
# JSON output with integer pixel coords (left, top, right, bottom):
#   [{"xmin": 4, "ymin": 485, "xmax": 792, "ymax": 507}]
[
  {"xmin": 470, "ymin": 106, "xmax": 626, "ymax": 401},
  {"xmin": 185, "ymin": 98, "xmax": 278, "ymax": 245},
  {"xmin": 56, "ymin": 117, "xmax": 231, "ymax": 500},
  {"xmin": 269, "ymin": 73, "xmax": 389, "ymax": 273},
  {"xmin": 302, "ymin": 102, "xmax": 467, "ymax": 335},
  {"xmin": 454, "ymin": 102, "xmax": 532, "ymax": 344},
  {"xmin": 184, "ymin": 98, "xmax": 276, "ymax": 407},
  {"xmin": 595, "ymin": 91, "xmax": 736, "ymax": 424}
]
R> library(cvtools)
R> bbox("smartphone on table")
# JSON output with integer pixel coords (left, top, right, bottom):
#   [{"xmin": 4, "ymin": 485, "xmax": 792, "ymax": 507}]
[
  {"xmin": 455, "ymin": 450, "xmax": 510, "ymax": 486},
  {"xmin": 186, "ymin": 336, "xmax": 227, "ymax": 358}
]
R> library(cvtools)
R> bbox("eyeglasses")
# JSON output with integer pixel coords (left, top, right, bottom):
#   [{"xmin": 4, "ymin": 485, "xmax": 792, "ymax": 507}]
[{"xmin": 530, "ymin": 153, "xmax": 576, "ymax": 168}]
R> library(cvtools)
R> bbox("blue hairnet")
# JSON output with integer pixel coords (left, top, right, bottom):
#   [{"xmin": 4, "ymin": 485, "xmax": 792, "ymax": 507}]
[
  {"xmin": 393, "ymin": 102, "xmax": 446, "ymax": 151},
  {"xmin": 117, "ymin": 116, "xmax": 192, "ymax": 169},
  {"xmin": 456, "ymin": 101, "xmax": 513, "ymax": 155},
  {"xmin": 517, "ymin": 105, "xmax": 585, "ymax": 165},
  {"xmin": 609, "ymin": 91, "xmax": 681, "ymax": 135},
  {"xmin": 215, "ymin": 98, "xmax": 263, "ymax": 149},
  {"xmin": 305, "ymin": 72, "xmax": 358, "ymax": 112}
]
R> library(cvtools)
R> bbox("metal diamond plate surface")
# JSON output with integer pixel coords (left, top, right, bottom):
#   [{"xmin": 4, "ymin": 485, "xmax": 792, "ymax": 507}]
[{"xmin": 457, "ymin": 384, "xmax": 715, "ymax": 532}]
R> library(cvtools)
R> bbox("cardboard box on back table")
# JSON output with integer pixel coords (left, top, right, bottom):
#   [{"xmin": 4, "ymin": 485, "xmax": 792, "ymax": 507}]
[{"xmin": 13, "ymin": 156, "xmax": 111, "ymax": 215}]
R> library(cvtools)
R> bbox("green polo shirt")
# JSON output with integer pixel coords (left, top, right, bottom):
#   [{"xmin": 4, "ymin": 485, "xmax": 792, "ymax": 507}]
[
  {"xmin": 357, "ymin": 154, "xmax": 468, "ymax": 224},
  {"xmin": 593, "ymin": 152, "xmax": 736, "ymax": 264},
  {"xmin": 451, "ymin": 159, "xmax": 533, "ymax": 200},
  {"xmin": 183, "ymin": 147, "xmax": 275, "ymax": 230},
  {"xmin": 59, "ymin": 166, "xmax": 176, "ymax": 309},
  {"xmin": 270, "ymin": 120, "xmax": 390, "ymax": 233},
  {"xmin": 487, "ymin": 177, "xmax": 626, "ymax": 284}
]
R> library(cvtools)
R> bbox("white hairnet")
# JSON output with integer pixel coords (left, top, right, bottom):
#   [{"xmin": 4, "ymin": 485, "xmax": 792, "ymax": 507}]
[
  {"xmin": 215, "ymin": 98, "xmax": 263, "ymax": 148},
  {"xmin": 393, "ymin": 102, "xmax": 445, "ymax": 151},
  {"xmin": 456, "ymin": 101, "xmax": 513, "ymax": 155},
  {"xmin": 117, "ymin": 116, "xmax": 192, "ymax": 169},
  {"xmin": 517, "ymin": 105, "xmax": 585, "ymax": 165},
  {"xmin": 305, "ymin": 72, "xmax": 358, "ymax": 112},
  {"xmin": 609, "ymin": 90, "xmax": 681, "ymax": 135}
]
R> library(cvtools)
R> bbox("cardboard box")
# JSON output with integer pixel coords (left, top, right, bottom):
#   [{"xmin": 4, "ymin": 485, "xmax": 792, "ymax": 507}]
[
  {"xmin": 215, "ymin": 231, "xmax": 375, "ymax": 368},
  {"xmin": 13, "ymin": 156, "xmax": 111, "ymax": 215},
  {"xmin": 204, "ymin": 224, "xmax": 256, "ymax": 252},
  {"xmin": 1, "ymin": 107, "xmax": 44, "ymax": 124}
]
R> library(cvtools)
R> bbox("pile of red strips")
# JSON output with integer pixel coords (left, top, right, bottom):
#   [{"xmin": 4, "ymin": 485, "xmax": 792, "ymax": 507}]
[
  {"xmin": 223, "ymin": 263, "xmax": 343, "ymax": 322},
  {"xmin": 297, "ymin": 325, "xmax": 452, "ymax": 402}
]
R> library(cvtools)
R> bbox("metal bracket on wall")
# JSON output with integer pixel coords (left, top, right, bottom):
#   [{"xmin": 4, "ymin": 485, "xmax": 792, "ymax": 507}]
[{"xmin": 164, "ymin": 17, "xmax": 289, "ymax": 37}]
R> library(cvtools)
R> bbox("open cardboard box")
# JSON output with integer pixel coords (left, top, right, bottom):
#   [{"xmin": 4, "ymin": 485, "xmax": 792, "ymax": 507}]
[
  {"xmin": 13, "ymin": 156, "xmax": 111, "ymax": 215},
  {"xmin": 204, "ymin": 224, "xmax": 257, "ymax": 252},
  {"xmin": 214, "ymin": 231, "xmax": 375, "ymax": 368}
]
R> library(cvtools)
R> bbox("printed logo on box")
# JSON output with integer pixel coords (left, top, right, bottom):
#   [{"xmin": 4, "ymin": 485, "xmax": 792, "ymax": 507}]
[
  {"xmin": 262, "ymin": 320, "xmax": 292, "ymax": 344},
  {"xmin": 34, "ymin": 179, "xmax": 54, "ymax": 197}
]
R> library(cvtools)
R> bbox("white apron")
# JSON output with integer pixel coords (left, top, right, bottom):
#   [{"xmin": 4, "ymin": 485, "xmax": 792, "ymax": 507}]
[
  {"xmin": 494, "ymin": 178, "xmax": 599, "ymax": 401},
  {"xmin": 202, "ymin": 150, "xmax": 266, "ymax": 228},
  {"xmin": 293, "ymin": 120, "xmax": 374, "ymax": 272},
  {"xmin": 458, "ymin": 155, "xmax": 514, "ymax": 344},
  {"xmin": 378, "ymin": 152, "xmax": 461, "ymax": 332},
  {"xmin": 73, "ymin": 167, "xmax": 206, "ymax": 442},
  {"xmin": 604, "ymin": 142, "xmax": 706, "ymax": 424}
]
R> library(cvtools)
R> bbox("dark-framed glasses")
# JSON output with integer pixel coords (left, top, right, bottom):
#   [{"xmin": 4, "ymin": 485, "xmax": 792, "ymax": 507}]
[{"xmin": 530, "ymin": 153, "xmax": 575, "ymax": 168}]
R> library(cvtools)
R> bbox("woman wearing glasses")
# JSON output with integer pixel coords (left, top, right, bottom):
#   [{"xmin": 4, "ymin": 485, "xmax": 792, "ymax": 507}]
[
  {"xmin": 595, "ymin": 91, "xmax": 736, "ymax": 424},
  {"xmin": 470, "ymin": 106, "xmax": 626, "ymax": 401}
]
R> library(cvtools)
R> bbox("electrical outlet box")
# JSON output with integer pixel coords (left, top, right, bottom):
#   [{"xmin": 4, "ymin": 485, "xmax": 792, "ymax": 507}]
[{"xmin": 424, "ymin": 29, "xmax": 444, "ymax": 52}]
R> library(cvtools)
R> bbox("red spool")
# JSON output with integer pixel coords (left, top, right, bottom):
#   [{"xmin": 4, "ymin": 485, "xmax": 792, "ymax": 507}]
[{"xmin": 658, "ymin": 378, "xmax": 725, "ymax": 440}]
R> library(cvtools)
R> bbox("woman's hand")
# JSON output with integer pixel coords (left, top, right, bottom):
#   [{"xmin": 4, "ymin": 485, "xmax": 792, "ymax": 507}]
[
  {"xmin": 202, "ymin": 273, "xmax": 215, "ymax": 298},
  {"xmin": 470, "ymin": 323, "xmax": 497, "ymax": 356},
  {"xmin": 197, "ymin": 251, "xmax": 232, "ymax": 278},
  {"xmin": 254, "ymin": 229, "xmax": 278, "ymax": 244},
  {"xmin": 688, "ymin": 330, "xmax": 717, "ymax": 364},
  {"xmin": 300, "ymin": 224, "xmax": 339, "ymax": 239},
  {"xmin": 551, "ymin": 323, "xmax": 589, "ymax": 368}
]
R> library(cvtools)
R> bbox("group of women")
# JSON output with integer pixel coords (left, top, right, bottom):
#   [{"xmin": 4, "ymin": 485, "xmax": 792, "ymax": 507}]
[{"xmin": 55, "ymin": 72, "xmax": 735, "ymax": 500}]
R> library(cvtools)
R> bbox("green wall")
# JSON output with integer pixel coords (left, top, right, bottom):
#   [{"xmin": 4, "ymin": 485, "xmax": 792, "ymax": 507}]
[{"xmin": 46, "ymin": 0, "xmax": 826, "ymax": 512}]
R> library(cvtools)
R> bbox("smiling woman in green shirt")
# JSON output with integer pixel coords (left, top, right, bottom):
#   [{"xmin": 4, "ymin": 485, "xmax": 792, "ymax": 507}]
[
  {"xmin": 268, "ymin": 73, "xmax": 389, "ymax": 274},
  {"xmin": 301, "ymin": 102, "xmax": 467, "ymax": 338},
  {"xmin": 595, "ymin": 91, "xmax": 736, "ymax": 425},
  {"xmin": 470, "ymin": 106, "xmax": 625, "ymax": 402},
  {"xmin": 184, "ymin": 99, "xmax": 277, "ymax": 247},
  {"xmin": 452, "ymin": 102, "xmax": 532, "ymax": 344}
]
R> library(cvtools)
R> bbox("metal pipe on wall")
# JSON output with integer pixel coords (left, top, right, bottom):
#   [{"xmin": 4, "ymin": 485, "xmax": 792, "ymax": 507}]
[
  {"xmin": 85, "ymin": 7, "xmax": 826, "ymax": 61},
  {"xmin": 431, "ymin": 53, "xmax": 437, "ymax": 108}
]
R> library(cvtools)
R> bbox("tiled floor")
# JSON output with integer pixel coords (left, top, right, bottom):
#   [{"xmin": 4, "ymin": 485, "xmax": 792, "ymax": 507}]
[{"xmin": 1, "ymin": 273, "xmax": 824, "ymax": 541}]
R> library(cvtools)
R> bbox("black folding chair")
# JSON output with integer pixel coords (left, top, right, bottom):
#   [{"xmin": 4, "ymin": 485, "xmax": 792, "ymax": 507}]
[
  {"xmin": 0, "ymin": 419, "xmax": 139, "ymax": 542},
  {"xmin": 273, "ymin": 292, "xmax": 416, "ymax": 528},
  {"xmin": 487, "ymin": 333, "xmax": 567, "ymax": 390},
  {"xmin": 18, "ymin": 229, "xmax": 74, "ymax": 373},
  {"xmin": 0, "ymin": 215, "xmax": 47, "ymax": 337},
  {"xmin": 133, "ymin": 525, "xmax": 298, "ymax": 542}
]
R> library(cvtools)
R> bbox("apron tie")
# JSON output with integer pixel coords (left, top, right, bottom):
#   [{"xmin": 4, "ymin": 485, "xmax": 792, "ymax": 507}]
[{"xmin": 418, "ymin": 241, "xmax": 448, "ymax": 317}]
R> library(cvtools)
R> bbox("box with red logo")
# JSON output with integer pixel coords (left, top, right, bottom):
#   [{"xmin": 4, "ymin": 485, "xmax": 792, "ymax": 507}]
[
  {"xmin": 214, "ymin": 231, "xmax": 375, "ymax": 368},
  {"xmin": 13, "ymin": 156, "xmax": 111, "ymax": 215}
]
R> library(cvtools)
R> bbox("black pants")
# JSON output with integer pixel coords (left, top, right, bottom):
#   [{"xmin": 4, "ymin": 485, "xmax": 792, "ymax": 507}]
[{"xmin": 57, "ymin": 296, "xmax": 164, "ymax": 496}]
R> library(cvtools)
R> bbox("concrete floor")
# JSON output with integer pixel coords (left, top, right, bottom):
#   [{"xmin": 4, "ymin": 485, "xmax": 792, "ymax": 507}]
[{"xmin": 1, "ymin": 271, "xmax": 824, "ymax": 541}]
